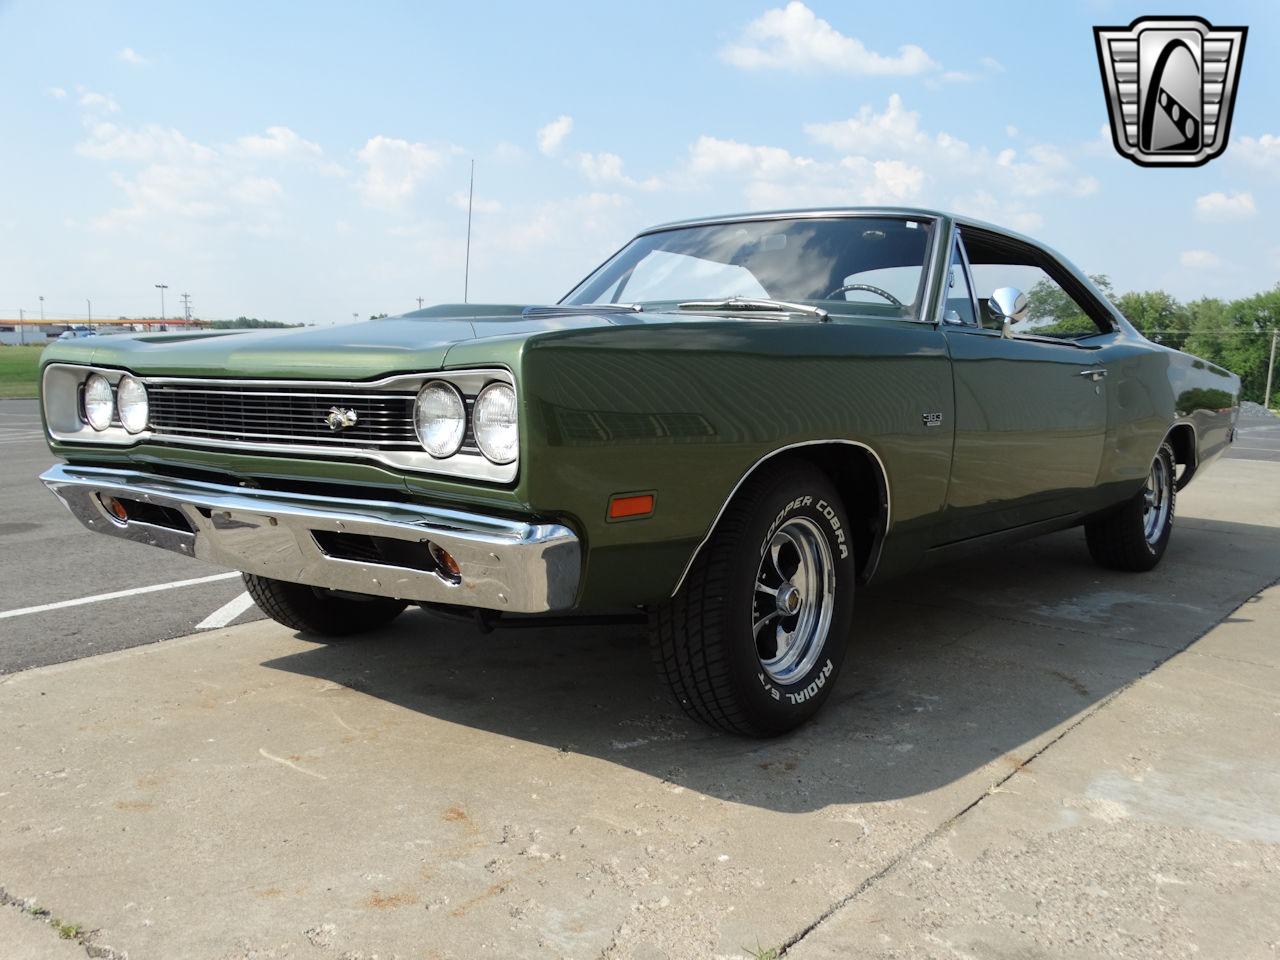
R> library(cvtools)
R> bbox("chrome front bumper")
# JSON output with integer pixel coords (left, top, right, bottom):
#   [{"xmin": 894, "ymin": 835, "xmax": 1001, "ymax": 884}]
[{"xmin": 40, "ymin": 464, "xmax": 581, "ymax": 613}]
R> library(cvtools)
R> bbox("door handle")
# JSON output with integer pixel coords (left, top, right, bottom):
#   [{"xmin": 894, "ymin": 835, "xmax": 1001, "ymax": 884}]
[{"xmin": 1078, "ymin": 369, "xmax": 1108, "ymax": 381}]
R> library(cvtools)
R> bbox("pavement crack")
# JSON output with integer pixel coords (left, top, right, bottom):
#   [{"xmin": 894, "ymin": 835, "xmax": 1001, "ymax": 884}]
[
  {"xmin": 0, "ymin": 884, "xmax": 127, "ymax": 960},
  {"xmin": 778, "ymin": 572, "xmax": 1280, "ymax": 957}
]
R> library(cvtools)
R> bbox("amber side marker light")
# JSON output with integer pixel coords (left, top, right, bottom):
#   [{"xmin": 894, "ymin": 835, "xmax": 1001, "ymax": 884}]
[
  {"xmin": 608, "ymin": 492, "xmax": 656, "ymax": 521},
  {"xmin": 100, "ymin": 495, "xmax": 129, "ymax": 522}
]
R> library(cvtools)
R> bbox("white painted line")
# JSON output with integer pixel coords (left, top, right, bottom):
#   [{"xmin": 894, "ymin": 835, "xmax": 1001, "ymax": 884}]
[
  {"xmin": 0, "ymin": 572, "xmax": 241, "ymax": 621},
  {"xmin": 197, "ymin": 590, "xmax": 257, "ymax": 630}
]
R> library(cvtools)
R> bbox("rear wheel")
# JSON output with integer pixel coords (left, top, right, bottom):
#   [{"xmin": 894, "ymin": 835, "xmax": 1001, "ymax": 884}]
[
  {"xmin": 649, "ymin": 463, "xmax": 855, "ymax": 737},
  {"xmin": 243, "ymin": 574, "xmax": 408, "ymax": 637},
  {"xmin": 1085, "ymin": 441, "xmax": 1176, "ymax": 572}
]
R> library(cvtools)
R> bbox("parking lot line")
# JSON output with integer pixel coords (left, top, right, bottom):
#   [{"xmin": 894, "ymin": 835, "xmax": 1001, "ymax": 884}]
[
  {"xmin": 196, "ymin": 590, "xmax": 256, "ymax": 630},
  {"xmin": 0, "ymin": 572, "xmax": 240, "ymax": 621}
]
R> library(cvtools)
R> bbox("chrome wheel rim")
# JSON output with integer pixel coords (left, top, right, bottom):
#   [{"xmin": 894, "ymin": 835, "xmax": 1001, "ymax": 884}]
[
  {"xmin": 1143, "ymin": 455, "xmax": 1171, "ymax": 544},
  {"xmin": 752, "ymin": 517, "xmax": 835, "ymax": 683}
]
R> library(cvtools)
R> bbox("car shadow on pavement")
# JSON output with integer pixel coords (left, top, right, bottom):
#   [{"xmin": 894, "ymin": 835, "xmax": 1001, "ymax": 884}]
[{"xmin": 261, "ymin": 520, "xmax": 1280, "ymax": 813}]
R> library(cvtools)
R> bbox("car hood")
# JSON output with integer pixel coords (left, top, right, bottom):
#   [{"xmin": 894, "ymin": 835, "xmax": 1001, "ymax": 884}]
[{"xmin": 50, "ymin": 305, "xmax": 668, "ymax": 380}]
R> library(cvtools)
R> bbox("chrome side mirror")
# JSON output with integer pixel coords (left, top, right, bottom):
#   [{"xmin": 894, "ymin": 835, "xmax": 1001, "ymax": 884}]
[{"xmin": 986, "ymin": 286, "xmax": 1028, "ymax": 339}]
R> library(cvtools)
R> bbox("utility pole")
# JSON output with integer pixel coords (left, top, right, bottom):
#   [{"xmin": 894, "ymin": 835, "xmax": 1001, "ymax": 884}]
[
  {"xmin": 18, "ymin": 308, "xmax": 24, "ymax": 345},
  {"xmin": 180, "ymin": 292, "xmax": 192, "ymax": 324},
  {"xmin": 417, "ymin": 297, "xmax": 424, "ymax": 309},
  {"xmin": 1265, "ymin": 329, "xmax": 1279, "ymax": 412},
  {"xmin": 155, "ymin": 283, "xmax": 168, "ymax": 324},
  {"xmin": 463, "ymin": 158, "xmax": 475, "ymax": 304}
]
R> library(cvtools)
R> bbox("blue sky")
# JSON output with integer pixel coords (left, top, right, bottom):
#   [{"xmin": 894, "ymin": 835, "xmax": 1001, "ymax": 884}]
[{"xmin": 1, "ymin": 0, "xmax": 1276, "ymax": 325}]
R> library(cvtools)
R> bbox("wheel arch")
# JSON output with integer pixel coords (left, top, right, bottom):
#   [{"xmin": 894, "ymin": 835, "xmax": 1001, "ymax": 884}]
[
  {"xmin": 670, "ymin": 439, "xmax": 891, "ymax": 597},
  {"xmin": 1166, "ymin": 420, "xmax": 1198, "ymax": 490}
]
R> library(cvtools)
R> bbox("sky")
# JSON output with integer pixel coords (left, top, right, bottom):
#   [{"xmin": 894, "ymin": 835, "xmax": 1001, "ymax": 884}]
[{"xmin": 1, "ymin": 0, "xmax": 1276, "ymax": 326}]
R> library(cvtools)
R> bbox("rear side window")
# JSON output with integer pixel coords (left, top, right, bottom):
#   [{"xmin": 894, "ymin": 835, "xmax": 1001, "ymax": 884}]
[{"xmin": 962, "ymin": 230, "xmax": 1113, "ymax": 339}]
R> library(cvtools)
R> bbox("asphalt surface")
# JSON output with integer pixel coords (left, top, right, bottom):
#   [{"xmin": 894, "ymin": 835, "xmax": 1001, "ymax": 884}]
[
  {"xmin": 0, "ymin": 398, "xmax": 263, "ymax": 675},
  {"xmin": 2, "ymin": 395, "xmax": 1278, "ymax": 678}
]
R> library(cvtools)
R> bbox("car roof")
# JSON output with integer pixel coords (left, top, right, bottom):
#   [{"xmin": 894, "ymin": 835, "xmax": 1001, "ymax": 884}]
[{"xmin": 639, "ymin": 206, "xmax": 1042, "ymax": 246}]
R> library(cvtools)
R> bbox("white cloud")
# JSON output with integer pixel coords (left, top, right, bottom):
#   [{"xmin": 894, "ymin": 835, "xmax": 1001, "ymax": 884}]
[
  {"xmin": 981, "ymin": 56, "xmax": 1005, "ymax": 73},
  {"xmin": 805, "ymin": 94, "xmax": 930, "ymax": 154},
  {"xmin": 1180, "ymin": 250, "xmax": 1221, "ymax": 269},
  {"xmin": 685, "ymin": 135, "xmax": 924, "ymax": 210},
  {"xmin": 800, "ymin": 94, "xmax": 1096, "ymax": 217},
  {"xmin": 996, "ymin": 145, "xmax": 1098, "ymax": 198},
  {"xmin": 77, "ymin": 122, "xmax": 216, "ymax": 163},
  {"xmin": 720, "ymin": 2, "xmax": 937, "ymax": 76},
  {"xmin": 355, "ymin": 135, "xmax": 444, "ymax": 209},
  {"xmin": 47, "ymin": 86, "xmax": 67, "ymax": 99},
  {"xmin": 228, "ymin": 176, "xmax": 284, "ymax": 206},
  {"xmin": 118, "ymin": 47, "xmax": 148, "ymax": 66},
  {"xmin": 575, "ymin": 151, "xmax": 661, "ymax": 189},
  {"xmin": 1005, "ymin": 125, "xmax": 1019, "ymax": 138},
  {"xmin": 1233, "ymin": 134, "xmax": 1280, "ymax": 172},
  {"xmin": 1194, "ymin": 191, "xmax": 1256, "ymax": 222},
  {"xmin": 537, "ymin": 115, "xmax": 573, "ymax": 156},
  {"xmin": 78, "ymin": 90, "xmax": 120, "ymax": 114},
  {"xmin": 232, "ymin": 126, "xmax": 322, "ymax": 160},
  {"xmin": 688, "ymin": 136, "xmax": 813, "ymax": 179}
]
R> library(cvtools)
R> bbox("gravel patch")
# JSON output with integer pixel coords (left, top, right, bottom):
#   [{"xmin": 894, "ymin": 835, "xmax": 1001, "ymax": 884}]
[{"xmin": 1238, "ymin": 400, "xmax": 1277, "ymax": 420}]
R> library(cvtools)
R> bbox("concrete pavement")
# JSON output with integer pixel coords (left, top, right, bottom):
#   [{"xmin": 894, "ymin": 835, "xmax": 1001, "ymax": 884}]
[{"xmin": 0, "ymin": 453, "xmax": 1277, "ymax": 959}]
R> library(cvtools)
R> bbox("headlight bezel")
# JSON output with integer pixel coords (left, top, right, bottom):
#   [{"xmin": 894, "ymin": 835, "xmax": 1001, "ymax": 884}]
[
  {"xmin": 472, "ymin": 381, "xmax": 519, "ymax": 465},
  {"xmin": 414, "ymin": 380, "xmax": 468, "ymax": 459}
]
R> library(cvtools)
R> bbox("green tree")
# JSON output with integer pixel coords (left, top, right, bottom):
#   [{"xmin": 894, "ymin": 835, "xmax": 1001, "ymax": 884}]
[
  {"xmin": 1184, "ymin": 289, "xmax": 1280, "ymax": 406},
  {"xmin": 1024, "ymin": 274, "xmax": 1114, "ymax": 337},
  {"xmin": 1115, "ymin": 290, "xmax": 1191, "ymax": 349}
]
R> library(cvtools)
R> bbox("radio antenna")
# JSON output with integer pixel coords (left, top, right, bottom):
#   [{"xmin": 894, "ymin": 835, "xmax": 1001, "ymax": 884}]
[{"xmin": 463, "ymin": 159, "xmax": 475, "ymax": 303}]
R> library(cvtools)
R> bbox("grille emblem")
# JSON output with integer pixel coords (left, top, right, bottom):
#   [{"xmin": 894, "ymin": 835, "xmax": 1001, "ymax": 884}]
[{"xmin": 325, "ymin": 407, "xmax": 359, "ymax": 431}]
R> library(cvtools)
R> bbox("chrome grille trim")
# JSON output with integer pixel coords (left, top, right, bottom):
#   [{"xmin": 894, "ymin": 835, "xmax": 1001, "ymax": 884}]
[{"xmin": 42, "ymin": 363, "xmax": 517, "ymax": 484}]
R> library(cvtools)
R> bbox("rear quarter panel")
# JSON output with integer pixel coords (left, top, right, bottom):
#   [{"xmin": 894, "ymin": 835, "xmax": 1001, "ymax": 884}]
[{"xmin": 1099, "ymin": 334, "xmax": 1239, "ymax": 503}]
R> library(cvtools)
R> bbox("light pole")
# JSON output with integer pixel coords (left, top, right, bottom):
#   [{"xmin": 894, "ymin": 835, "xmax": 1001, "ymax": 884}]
[
  {"xmin": 1265, "ymin": 329, "xmax": 1278, "ymax": 412},
  {"xmin": 155, "ymin": 283, "xmax": 168, "ymax": 325},
  {"xmin": 18, "ymin": 308, "xmax": 24, "ymax": 345},
  {"xmin": 86, "ymin": 299, "xmax": 92, "ymax": 325}
]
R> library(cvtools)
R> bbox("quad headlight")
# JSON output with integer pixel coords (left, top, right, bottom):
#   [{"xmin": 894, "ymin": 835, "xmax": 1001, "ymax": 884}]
[
  {"xmin": 473, "ymin": 381, "xmax": 518, "ymax": 464},
  {"xmin": 116, "ymin": 376, "xmax": 149, "ymax": 434},
  {"xmin": 414, "ymin": 380, "xmax": 467, "ymax": 458},
  {"xmin": 82, "ymin": 373, "xmax": 114, "ymax": 431}
]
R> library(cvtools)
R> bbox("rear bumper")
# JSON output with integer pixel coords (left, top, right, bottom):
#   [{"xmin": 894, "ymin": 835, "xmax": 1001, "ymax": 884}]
[{"xmin": 40, "ymin": 464, "xmax": 580, "ymax": 613}]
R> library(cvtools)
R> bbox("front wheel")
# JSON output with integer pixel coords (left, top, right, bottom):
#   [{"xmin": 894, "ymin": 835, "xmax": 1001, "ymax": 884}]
[
  {"xmin": 243, "ymin": 574, "xmax": 408, "ymax": 637},
  {"xmin": 1085, "ymin": 441, "xmax": 1177, "ymax": 572},
  {"xmin": 649, "ymin": 463, "xmax": 855, "ymax": 737}
]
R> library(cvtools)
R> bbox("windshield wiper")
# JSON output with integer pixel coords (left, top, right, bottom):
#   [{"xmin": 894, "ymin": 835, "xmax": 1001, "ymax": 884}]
[
  {"xmin": 676, "ymin": 298, "xmax": 829, "ymax": 322},
  {"xmin": 525, "ymin": 303, "xmax": 643, "ymax": 317}
]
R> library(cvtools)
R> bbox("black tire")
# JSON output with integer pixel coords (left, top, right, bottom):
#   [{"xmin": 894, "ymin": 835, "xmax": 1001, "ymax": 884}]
[
  {"xmin": 1085, "ymin": 441, "xmax": 1177, "ymax": 572},
  {"xmin": 243, "ymin": 574, "xmax": 408, "ymax": 637},
  {"xmin": 649, "ymin": 462, "xmax": 856, "ymax": 737}
]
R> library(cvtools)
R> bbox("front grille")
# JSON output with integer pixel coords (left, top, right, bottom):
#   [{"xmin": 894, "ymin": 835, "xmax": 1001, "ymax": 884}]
[{"xmin": 148, "ymin": 384, "xmax": 425, "ymax": 451}]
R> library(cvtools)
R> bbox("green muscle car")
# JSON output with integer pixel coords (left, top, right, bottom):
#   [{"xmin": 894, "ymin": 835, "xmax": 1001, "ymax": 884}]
[{"xmin": 38, "ymin": 208, "xmax": 1240, "ymax": 736}]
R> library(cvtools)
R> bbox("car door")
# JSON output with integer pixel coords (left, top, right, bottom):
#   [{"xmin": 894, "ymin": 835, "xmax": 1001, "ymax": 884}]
[{"xmin": 935, "ymin": 230, "xmax": 1109, "ymax": 544}]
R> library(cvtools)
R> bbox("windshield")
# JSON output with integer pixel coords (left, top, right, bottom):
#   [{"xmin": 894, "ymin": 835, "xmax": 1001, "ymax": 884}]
[{"xmin": 562, "ymin": 215, "xmax": 935, "ymax": 319}]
